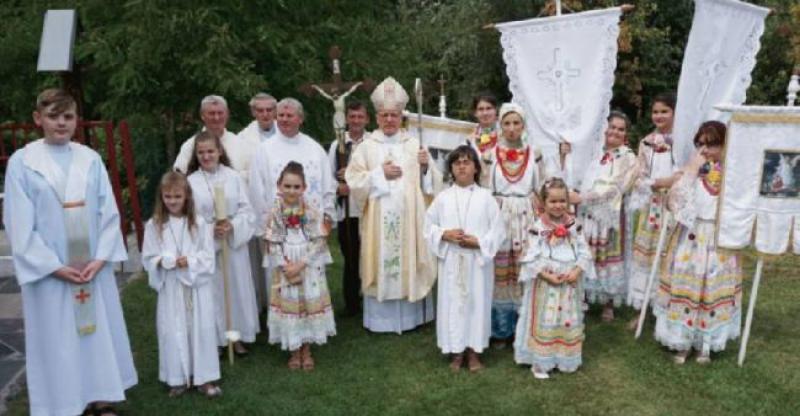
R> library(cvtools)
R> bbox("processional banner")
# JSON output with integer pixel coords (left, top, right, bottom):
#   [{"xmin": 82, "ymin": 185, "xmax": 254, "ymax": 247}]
[
  {"xmin": 717, "ymin": 106, "xmax": 800, "ymax": 255},
  {"xmin": 405, "ymin": 111, "xmax": 476, "ymax": 174},
  {"xmin": 496, "ymin": 7, "xmax": 622, "ymax": 189},
  {"xmin": 672, "ymin": 0, "xmax": 768, "ymax": 166}
]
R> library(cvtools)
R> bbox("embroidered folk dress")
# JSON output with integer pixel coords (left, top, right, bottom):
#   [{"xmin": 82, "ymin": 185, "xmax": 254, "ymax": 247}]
[
  {"xmin": 578, "ymin": 145, "xmax": 637, "ymax": 306},
  {"xmin": 653, "ymin": 171, "xmax": 743, "ymax": 354},
  {"xmin": 485, "ymin": 142, "xmax": 541, "ymax": 338},
  {"xmin": 188, "ymin": 165, "xmax": 260, "ymax": 346},
  {"xmin": 514, "ymin": 216, "xmax": 595, "ymax": 372},
  {"xmin": 467, "ymin": 123, "xmax": 499, "ymax": 187},
  {"xmin": 627, "ymin": 132, "xmax": 678, "ymax": 309},
  {"xmin": 424, "ymin": 184, "xmax": 506, "ymax": 354},
  {"xmin": 264, "ymin": 198, "xmax": 336, "ymax": 350},
  {"xmin": 143, "ymin": 217, "xmax": 219, "ymax": 388}
]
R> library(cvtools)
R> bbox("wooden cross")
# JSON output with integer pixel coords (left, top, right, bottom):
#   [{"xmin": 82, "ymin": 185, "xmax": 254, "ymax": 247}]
[
  {"xmin": 299, "ymin": 46, "xmax": 374, "ymax": 100},
  {"xmin": 75, "ymin": 288, "xmax": 91, "ymax": 304}
]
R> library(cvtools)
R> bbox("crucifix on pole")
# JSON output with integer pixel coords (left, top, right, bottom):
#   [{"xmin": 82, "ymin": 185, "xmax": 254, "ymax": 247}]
[{"xmin": 299, "ymin": 45, "xmax": 374, "ymax": 223}]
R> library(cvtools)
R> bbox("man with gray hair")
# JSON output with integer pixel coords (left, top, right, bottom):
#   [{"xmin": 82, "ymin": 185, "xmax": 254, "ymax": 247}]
[
  {"xmin": 238, "ymin": 92, "xmax": 278, "ymax": 144},
  {"xmin": 248, "ymin": 98, "xmax": 336, "ymax": 315},
  {"xmin": 173, "ymin": 95, "xmax": 247, "ymax": 176}
]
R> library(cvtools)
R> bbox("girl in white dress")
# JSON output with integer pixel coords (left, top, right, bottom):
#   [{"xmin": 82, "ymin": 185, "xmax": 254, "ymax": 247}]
[
  {"xmin": 187, "ymin": 131, "xmax": 259, "ymax": 355},
  {"xmin": 265, "ymin": 162, "xmax": 336, "ymax": 371},
  {"xmin": 143, "ymin": 172, "xmax": 221, "ymax": 397}
]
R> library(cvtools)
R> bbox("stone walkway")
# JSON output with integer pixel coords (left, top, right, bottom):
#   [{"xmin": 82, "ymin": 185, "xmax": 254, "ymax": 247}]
[{"xmin": 0, "ymin": 231, "xmax": 141, "ymax": 415}]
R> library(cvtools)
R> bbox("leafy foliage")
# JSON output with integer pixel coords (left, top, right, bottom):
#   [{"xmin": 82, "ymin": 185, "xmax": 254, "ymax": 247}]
[{"xmin": 1, "ymin": 0, "xmax": 798, "ymax": 214}]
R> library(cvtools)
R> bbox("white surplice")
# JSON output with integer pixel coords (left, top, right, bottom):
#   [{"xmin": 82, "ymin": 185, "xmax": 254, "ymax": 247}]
[
  {"xmin": 188, "ymin": 165, "xmax": 259, "ymax": 345},
  {"xmin": 425, "ymin": 184, "xmax": 505, "ymax": 353},
  {"xmin": 143, "ymin": 217, "xmax": 219, "ymax": 387},
  {"xmin": 3, "ymin": 139, "xmax": 137, "ymax": 416}
]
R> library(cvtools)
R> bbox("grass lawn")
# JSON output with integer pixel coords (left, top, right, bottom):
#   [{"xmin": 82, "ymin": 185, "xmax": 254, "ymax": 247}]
[{"xmin": 7, "ymin": 239, "xmax": 800, "ymax": 415}]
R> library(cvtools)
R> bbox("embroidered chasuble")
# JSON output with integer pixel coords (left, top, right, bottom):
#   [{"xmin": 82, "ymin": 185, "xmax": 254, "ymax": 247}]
[{"xmin": 345, "ymin": 130, "xmax": 441, "ymax": 302}]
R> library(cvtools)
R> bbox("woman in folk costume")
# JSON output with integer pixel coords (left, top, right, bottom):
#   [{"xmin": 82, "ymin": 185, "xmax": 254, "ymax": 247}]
[
  {"xmin": 574, "ymin": 110, "xmax": 638, "ymax": 322},
  {"xmin": 265, "ymin": 162, "xmax": 336, "ymax": 371},
  {"xmin": 626, "ymin": 93, "xmax": 683, "ymax": 329},
  {"xmin": 424, "ymin": 145, "xmax": 506, "ymax": 372},
  {"xmin": 187, "ymin": 131, "xmax": 259, "ymax": 355},
  {"xmin": 466, "ymin": 93, "xmax": 500, "ymax": 186},
  {"xmin": 3, "ymin": 89, "xmax": 137, "ymax": 416},
  {"xmin": 515, "ymin": 178, "xmax": 594, "ymax": 379},
  {"xmin": 654, "ymin": 121, "xmax": 743, "ymax": 365},
  {"xmin": 143, "ymin": 172, "xmax": 221, "ymax": 398},
  {"xmin": 484, "ymin": 103, "xmax": 544, "ymax": 346}
]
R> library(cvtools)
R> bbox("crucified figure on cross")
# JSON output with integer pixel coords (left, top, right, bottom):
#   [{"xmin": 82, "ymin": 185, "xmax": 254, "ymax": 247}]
[{"xmin": 311, "ymin": 82, "xmax": 363, "ymax": 132}]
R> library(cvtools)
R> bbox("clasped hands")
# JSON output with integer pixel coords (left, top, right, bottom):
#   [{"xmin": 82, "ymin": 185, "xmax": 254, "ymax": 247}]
[
  {"xmin": 442, "ymin": 229, "xmax": 480, "ymax": 249},
  {"xmin": 54, "ymin": 259, "xmax": 107, "ymax": 284},
  {"xmin": 539, "ymin": 267, "xmax": 581, "ymax": 286},
  {"xmin": 283, "ymin": 261, "xmax": 306, "ymax": 285},
  {"xmin": 383, "ymin": 149, "xmax": 430, "ymax": 180}
]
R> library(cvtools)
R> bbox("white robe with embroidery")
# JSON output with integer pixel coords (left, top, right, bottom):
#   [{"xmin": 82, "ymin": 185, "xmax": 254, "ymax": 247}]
[
  {"xmin": 425, "ymin": 184, "xmax": 505, "ymax": 353},
  {"xmin": 345, "ymin": 130, "xmax": 442, "ymax": 333},
  {"xmin": 143, "ymin": 217, "xmax": 219, "ymax": 387},
  {"xmin": 3, "ymin": 140, "xmax": 136, "ymax": 416},
  {"xmin": 188, "ymin": 166, "xmax": 259, "ymax": 345}
]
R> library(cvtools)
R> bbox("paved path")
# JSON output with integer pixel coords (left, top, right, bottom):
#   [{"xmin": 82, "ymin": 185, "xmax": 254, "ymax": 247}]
[{"xmin": 0, "ymin": 230, "xmax": 141, "ymax": 415}]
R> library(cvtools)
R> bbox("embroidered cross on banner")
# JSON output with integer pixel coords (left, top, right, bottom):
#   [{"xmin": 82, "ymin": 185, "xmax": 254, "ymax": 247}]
[{"xmin": 537, "ymin": 48, "xmax": 581, "ymax": 112}]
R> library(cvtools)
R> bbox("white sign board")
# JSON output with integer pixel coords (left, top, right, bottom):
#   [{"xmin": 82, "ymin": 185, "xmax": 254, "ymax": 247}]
[
  {"xmin": 37, "ymin": 9, "xmax": 77, "ymax": 72},
  {"xmin": 717, "ymin": 105, "xmax": 800, "ymax": 255}
]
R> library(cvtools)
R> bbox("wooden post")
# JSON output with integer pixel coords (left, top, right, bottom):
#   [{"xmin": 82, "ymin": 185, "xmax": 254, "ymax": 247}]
[{"xmin": 738, "ymin": 257, "xmax": 763, "ymax": 367}]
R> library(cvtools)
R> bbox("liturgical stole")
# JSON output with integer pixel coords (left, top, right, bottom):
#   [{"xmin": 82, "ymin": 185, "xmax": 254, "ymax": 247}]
[{"xmin": 24, "ymin": 139, "xmax": 96, "ymax": 335}]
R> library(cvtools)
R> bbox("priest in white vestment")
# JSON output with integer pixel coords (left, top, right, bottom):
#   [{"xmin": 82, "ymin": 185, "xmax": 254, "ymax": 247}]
[
  {"xmin": 3, "ymin": 89, "xmax": 137, "ymax": 416},
  {"xmin": 173, "ymin": 95, "xmax": 248, "ymax": 179},
  {"xmin": 248, "ymin": 98, "xmax": 337, "ymax": 307},
  {"xmin": 237, "ymin": 92, "xmax": 278, "ymax": 311},
  {"xmin": 425, "ymin": 145, "xmax": 505, "ymax": 371},
  {"xmin": 345, "ymin": 77, "xmax": 442, "ymax": 333}
]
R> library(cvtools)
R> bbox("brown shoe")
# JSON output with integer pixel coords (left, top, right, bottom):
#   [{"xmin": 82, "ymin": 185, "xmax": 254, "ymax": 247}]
[
  {"xmin": 601, "ymin": 305, "xmax": 615, "ymax": 322},
  {"xmin": 288, "ymin": 349, "xmax": 302, "ymax": 370},
  {"xmin": 449, "ymin": 353, "xmax": 464, "ymax": 373},
  {"xmin": 466, "ymin": 350, "xmax": 484, "ymax": 373}
]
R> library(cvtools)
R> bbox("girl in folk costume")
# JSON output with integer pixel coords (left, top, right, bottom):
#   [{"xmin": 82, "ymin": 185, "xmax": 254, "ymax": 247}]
[
  {"xmin": 654, "ymin": 121, "xmax": 742, "ymax": 364},
  {"xmin": 143, "ymin": 172, "xmax": 221, "ymax": 398},
  {"xmin": 265, "ymin": 162, "xmax": 336, "ymax": 371},
  {"xmin": 424, "ymin": 146, "xmax": 506, "ymax": 373},
  {"xmin": 574, "ymin": 111, "xmax": 638, "ymax": 322},
  {"xmin": 626, "ymin": 93, "xmax": 683, "ymax": 329},
  {"xmin": 485, "ymin": 103, "xmax": 544, "ymax": 346},
  {"xmin": 515, "ymin": 178, "xmax": 594, "ymax": 379},
  {"xmin": 187, "ymin": 131, "xmax": 259, "ymax": 355},
  {"xmin": 466, "ymin": 93, "xmax": 500, "ymax": 186}
]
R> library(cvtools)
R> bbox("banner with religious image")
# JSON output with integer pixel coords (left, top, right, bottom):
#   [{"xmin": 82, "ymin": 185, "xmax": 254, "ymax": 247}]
[
  {"xmin": 405, "ymin": 111, "xmax": 476, "ymax": 173},
  {"xmin": 496, "ymin": 7, "xmax": 622, "ymax": 189},
  {"xmin": 717, "ymin": 106, "xmax": 800, "ymax": 255},
  {"xmin": 671, "ymin": 0, "xmax": 769, "ymax": 166}
]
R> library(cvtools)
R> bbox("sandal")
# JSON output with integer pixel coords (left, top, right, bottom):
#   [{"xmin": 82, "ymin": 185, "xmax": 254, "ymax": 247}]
[
  {"xmin": 601, "ymin": 306, "xmax": 615, "ymax": 322},
  {"xmin": 532, "ymin": 366, "xmax": 550, "ymax": 380},
  {"xmin": 696, "ymin": 352, "xmax": 711, "ymax": 365},
  {"xmin": 234, "ymin": 342, "xmax": 249, "ymax": 357},
  {"xmin": 288, "ymin": 350, "xmax": 302, "ymax": 370},
  {"xmin": 673, "ymin": 350, "xmax": 690, "ymax": 365},
  {"xmin": 197, "ymin": 383, "xmax": 223, "ymax": 398},
  {"xmin": 301, "ymin": 345, "xmax": 315, "ymax": 372},
  {"xmin": 449, "ymin": 354, "xmax": 464, "ymax": 373},
  {"xmin": 466, "ymin": 350, "xmax": 484, "ymax": 373},
  {"xmin": 168, "ymin": 386, "xmax": 188, "ymax": 398}
]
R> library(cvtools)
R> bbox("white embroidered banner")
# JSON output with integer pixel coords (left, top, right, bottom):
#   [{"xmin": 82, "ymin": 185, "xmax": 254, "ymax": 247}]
[
  {"xmin": 672, "ymin": 0, "xmax": 769, "ymax": 166},
  {"xmin": 717, "ymin": 106, "xmax": 800, "ymax": 255},
  {"xmin": 497, "ymin": 7, "xmax": 622, "ymax": 189}
]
